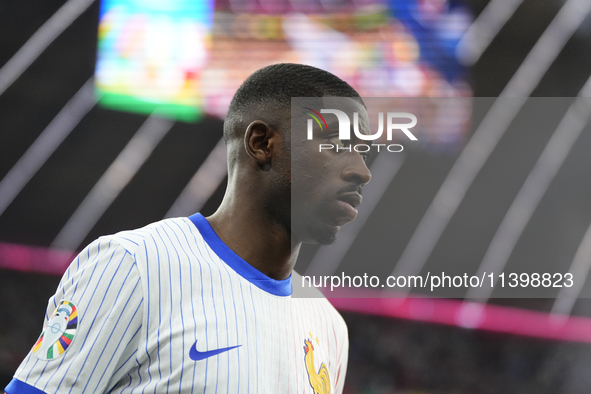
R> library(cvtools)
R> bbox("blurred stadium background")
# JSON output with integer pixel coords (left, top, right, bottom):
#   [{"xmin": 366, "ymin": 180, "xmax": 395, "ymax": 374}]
[{"xmin": 2, "ymin": 0, "xmax": 591, "ymax": 392}]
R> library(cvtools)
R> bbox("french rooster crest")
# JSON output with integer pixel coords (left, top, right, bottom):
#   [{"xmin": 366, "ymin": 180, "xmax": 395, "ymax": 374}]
[{"xmin": 303, "ymin": 338, "xmax": 330, "ymax": 394}]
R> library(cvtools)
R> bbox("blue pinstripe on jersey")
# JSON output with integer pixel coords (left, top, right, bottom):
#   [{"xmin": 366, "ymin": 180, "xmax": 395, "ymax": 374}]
[
  {"xmin": 150, "ymin": 233, "xmax": 164, "ymax": 392},
  {"xmin": 192, "ymin": 227, "xmax": 210, "ymax": 394},
  {"xmin": 197, "ymin": 231, "xmax": 222, "ymax": 393},
  {"xmin": 237, "ymin": 276, "xmax": 250, "ymax": 394},
  {"xmin": 156, "ymin": 227, "xmax": 174, "ymax": 394},
  {"xmin": 219, "ymin": 257, "xmax": 241, "ymax": 394},
  {"xmin": 141, "ymin": 239, "xmax": 153, "ymax": 394},
  {"xmin": 169, "ymin": 220, "xmax": 199, "ymax": 391},
  {"xmin": 248, "ymin": 285, "xmax": 259, "ymax": 392},
  {"xmin": 162, "ymin": 224, "xmax": 188, "ymax": 392},
  {"xmin": 206, "ymin": 234, "xmax": 221, "ymax": 394},
  {"xmin": 121, "ymin": 373, "xmax": 133, "ymax": 393},
  {"xmin": 216, "ymin": 256, "xmax": 232, "ymax": 394},
  {"xmin": 132, "ymin": 359, "xmax": 142, "ymax": 394}
]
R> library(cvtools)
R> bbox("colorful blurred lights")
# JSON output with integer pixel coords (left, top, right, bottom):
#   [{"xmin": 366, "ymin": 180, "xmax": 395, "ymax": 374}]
[{"xmin": 95, "ymin": 0, "xmax": 214, "ymax": 121}]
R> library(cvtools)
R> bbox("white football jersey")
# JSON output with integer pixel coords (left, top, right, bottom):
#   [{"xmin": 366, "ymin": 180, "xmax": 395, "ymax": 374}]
[{"xmin": 6, "ymin": 213, "xmax": 348, "ymax": 394}]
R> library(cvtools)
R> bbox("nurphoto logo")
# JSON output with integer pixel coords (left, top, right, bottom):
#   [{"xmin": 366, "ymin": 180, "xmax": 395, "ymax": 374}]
[{"xmin": 304, "ymin": 108, "xmax": 418, "ymax": 153}]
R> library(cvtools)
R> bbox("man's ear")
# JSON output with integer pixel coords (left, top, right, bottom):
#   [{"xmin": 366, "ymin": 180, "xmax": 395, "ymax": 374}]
[{"xmin": 244, "ymin": 120, "xmax": 276, "ymax": 168}]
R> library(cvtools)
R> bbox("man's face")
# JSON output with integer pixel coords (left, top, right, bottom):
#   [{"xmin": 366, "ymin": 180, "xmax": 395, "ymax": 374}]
[{"xmin": 290, "ymin": 97, "xmax": 372, "ymax": 245}]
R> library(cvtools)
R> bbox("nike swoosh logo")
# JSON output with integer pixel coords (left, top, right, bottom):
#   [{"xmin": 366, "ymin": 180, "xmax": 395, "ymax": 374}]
[{"xmin": 189, "ymin": 340, "xmax": 241, "ymax": 361}]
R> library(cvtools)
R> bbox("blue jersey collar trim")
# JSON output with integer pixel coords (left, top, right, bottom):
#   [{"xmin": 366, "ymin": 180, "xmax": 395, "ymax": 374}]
[{"xmin": 188, "ymin": 213, "xmax": 292, "ymax": 297}]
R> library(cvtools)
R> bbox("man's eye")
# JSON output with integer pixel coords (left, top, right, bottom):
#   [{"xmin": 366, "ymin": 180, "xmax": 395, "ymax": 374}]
[{"xmin": 327, "ymin": 136, "xmax": 347, "ymax": 148}]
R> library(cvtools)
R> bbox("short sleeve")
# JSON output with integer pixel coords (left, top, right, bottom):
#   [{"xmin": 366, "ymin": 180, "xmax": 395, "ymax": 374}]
[{"xmin": 5, "ymin": 237, "xmax": 144, "ymax": 394}]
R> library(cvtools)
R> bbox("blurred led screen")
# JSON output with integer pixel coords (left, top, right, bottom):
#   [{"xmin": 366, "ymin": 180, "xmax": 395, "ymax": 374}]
[
  {"xmin": 95, "ymin": 0, "xmax": 214, "ymax": 121},
  {"xmin": 95, "ymin": 0, "xmax": 472, "ymax": 142}
]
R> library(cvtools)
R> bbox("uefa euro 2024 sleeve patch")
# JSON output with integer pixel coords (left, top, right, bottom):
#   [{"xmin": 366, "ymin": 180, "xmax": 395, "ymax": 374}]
[{"xmin": 32, "ymin": 300, "xmax": 78, "ymax": 361}]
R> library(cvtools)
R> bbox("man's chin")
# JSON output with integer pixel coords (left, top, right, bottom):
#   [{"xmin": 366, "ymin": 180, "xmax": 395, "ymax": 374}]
[
  {"xmin": 307, "ymin": 224, "xmax": 338, "ymax": 246},
  {"xmin": 291, "ymin": 217, "xmax": 340, "ymax": 245}
]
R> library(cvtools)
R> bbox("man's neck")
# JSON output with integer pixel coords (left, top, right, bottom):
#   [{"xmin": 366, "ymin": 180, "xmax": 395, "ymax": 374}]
[{"xmin": 206, "ymin": 204, "xmax": 299, "ymax": 281}]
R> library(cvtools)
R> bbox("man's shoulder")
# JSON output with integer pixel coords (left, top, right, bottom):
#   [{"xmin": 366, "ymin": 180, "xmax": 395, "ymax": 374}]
[{"xmin": 99, "ymin": 216, "xmax": 197, "ymax": 255}]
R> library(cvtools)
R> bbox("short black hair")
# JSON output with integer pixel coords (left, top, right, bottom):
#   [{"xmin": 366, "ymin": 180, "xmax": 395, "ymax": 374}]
[{"xmin": 224, "ymin": 63, "xmax": 362, "ymax": 141}]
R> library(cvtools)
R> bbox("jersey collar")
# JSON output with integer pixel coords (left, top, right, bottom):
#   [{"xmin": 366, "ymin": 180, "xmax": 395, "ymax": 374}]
[{"xmin": 188, "ymin": 213, "xmax": 292, "ymax": 297}]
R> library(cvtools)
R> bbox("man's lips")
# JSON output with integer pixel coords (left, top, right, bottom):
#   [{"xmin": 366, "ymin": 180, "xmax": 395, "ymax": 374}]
[
  {"xmin": 337, "ymin": 192, "xmax": 362, "ymax": 209},
  {"xmin": 335, "ymin": 192, "xmax": 363, "ymax": 225}
]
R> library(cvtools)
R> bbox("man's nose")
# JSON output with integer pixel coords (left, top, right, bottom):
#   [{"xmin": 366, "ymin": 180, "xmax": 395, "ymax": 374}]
[{"xmin": 342, "ymin": 154, "xmax": 371, "ymax": 187}]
